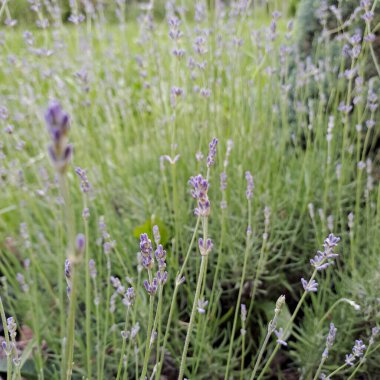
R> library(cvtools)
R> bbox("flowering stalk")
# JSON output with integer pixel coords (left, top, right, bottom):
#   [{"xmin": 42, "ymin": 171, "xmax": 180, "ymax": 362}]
[
  {"xmin": 178, "ymin": 138, "xmax": 218, "ymax": 380},
  {"xmin": 224, "ymin": 171, "xmax": 253, "ymax": 379},
  {"xmin": 155, "ymin": 217, "xmax": 201, "ymax": 380},
  {"xmin": 75, "ymin": 168, "xmax": 92, "ymax": 380},
  {"xmin": 45, "ymin": 101, "xmax": 81, "ymax": 380},
  {"xmin": 257, "ymin": 234, "xmax": 340, "ymax": 379},
  {"xmin": 312, "ymin": 323, "xmax": 337, "ymax": 380},
  {"xmin": 140, "ymin": 270, "xmax": 155, "ymax": 380},
  {"xmin": 250, "ymin": 296, "xmax": 286, "ymax": 380},
  {"xmin": 347, "ymin": 327, "xmax": 379, "ymax": 380},
  {"xmin": 0, "ymin": 297, "xmax": 12, "ymax": 380}
]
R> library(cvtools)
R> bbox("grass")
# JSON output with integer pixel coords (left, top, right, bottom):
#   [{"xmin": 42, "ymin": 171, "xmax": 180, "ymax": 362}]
[{"xmin": 0, "ymin": 1, "xmax": 379, "ymax": 379}]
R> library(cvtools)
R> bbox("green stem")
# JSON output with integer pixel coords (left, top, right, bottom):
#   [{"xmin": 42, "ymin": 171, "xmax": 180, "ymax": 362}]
[
  {"xmin": 0, "ymin": 296, "xmax": 12, "ymax": 380},
  {"xmin": 178, "ymin": 254, "xmax": 208, "ymax": 380},
  {"xmin": 155, "ymin": 217, "xmax": 201, "ymax": 379},
  {"xmin": 225, "ymin": 200, "xmax": 252, "ymax": 379},
  {"xmin": 140, "ymin": 270, "xmax": 155, "ymax": 380},
  {"xmin": 116, "ymin": 308, "xmax": 131, "ymax": 380},
  {"xmin": 325, "ymin": 362, "xmax": 348, "ymax": 378},
  {"xmin": 312, "ymin": 357, "xmax": 327, "ymax": 380},
  {"xmin": 84, "ymin": 198, "xmax": 92, "ymax": 380},
  {"xmin": 257, "ymin": 270, "xmax": 318, "ymax": 380},
  {"xmin": 250, "ymin": 327, "xmax": 273, "ymax": 380}
]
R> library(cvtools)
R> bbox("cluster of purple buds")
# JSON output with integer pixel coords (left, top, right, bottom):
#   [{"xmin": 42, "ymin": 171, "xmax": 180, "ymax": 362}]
[
  {"xmin": 345, "ymin": 339, "xmax": 366, "ymax": 366},
  {"xmin": 310, "ymin": 234, "xmax": 340, "ymax": 271},
  {"xmin": 189, "ymin": 174, "xmax": 211, "ymax": 217},
  {"xmin": 155, "ymin": 244, "xmax": 166, "ymax": 271},
  {"xmin": 122, "ymin": 287, "xmax": 135, "ymax": 308},
  {"xmin": 198, "ymin": 237, "xmax": 213, "ymax": 256},
  {"xmin": 140, "ymin": 233, "xmax": 154, "ymax": 269},
  {"xmin": 144, "ymin": 277, "xmax": 158, "ymax": 296},
  {"xmin": 168, "ymin": 16, "xmax": 182, "ymax": 41},
  {"xmin": 65, "ymin": 259, "xmax": 71, "ymax": 296},
  {"xmin": 45, "ymin": 101, "xmax": 72, "ymax": 174},
  {"xmin": 245, "ymin": 171, "xmax": 254, "ymax": 200},
  {"xmin": 207, "ymin": 138, "xmax": 218, "ymax": 168},
  {"xmin": 322, "ymin": 323, "xmax": 337, "ymax": 358},
  {"xmin": 75, "ymin": 167, "xmax": 91, "ymax": 193},
  {"xmin": 89, "ymin": 259, "xmax": 97, "ymax": 279},
  {"xmin": 7, "ymin": 317, "xmax": 17, "ymax": 339},
  {"xmin": 154, "ymin": 226, "xmax": 168, "ymax": 284}
]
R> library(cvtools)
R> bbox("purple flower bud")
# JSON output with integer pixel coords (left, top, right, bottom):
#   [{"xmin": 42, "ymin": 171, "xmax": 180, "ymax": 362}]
[
  {"xmin": 245, "ymin": 171, "xmax": 254, "ymax": 200},
  {"xmin": 76, "ymin": 233, "xmax": 85, "ymax": 255},
  {"xmin": 152, "ymin": 225, "xmax": 160, "ymax": 245}
]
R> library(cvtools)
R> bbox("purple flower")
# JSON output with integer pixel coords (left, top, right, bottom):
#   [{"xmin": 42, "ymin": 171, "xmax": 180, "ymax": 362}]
[
  {"xmin": 220, "ymin": 172, "xmax": 227, "ymax": 191},
  {"xmin": 310, "ymin": 234, "xmax": 340, "ymax": 270},
  {"xmin": 245, "ymin": 171, "xmax": 254, "ymax": 200},
  {"xmin": 75, "ymin": 167, "xmax": 91, "ymax": 193},
  {"xmin": 352, "ymin": 340, "xmax": 366, "ymax": 357},
  {"xmin": 153, "ymin": 225, "xmax": 160, "ymax": 245},
  {"xmin": 197, "ymin": 299, "xmax": 208, "ymax": 314},
  {"xmin": 7, "ymin": 317, "xmax": 17, "ymax": 339},
  {"xmin": 345, "ymin": 353, "xmax": 355, "ymax": 366},
  {"xmin": 322, "ymin": 323, "xmax": 337, "ymax": 358},
  {"xmin": 45, "ymin": 101, "xmax": 72, "ymax": 173},
  {"xmin": 301, "ymin": 278, "xmax": 318, "ymax": 292},
  {"xmin": 76, "ymin": 233, "xmax": 85, "ymax": 255},
  {"xmin": 144, "ymin": 278, "xmax": 158, "ymax": 295},
  {"xmin": 189, "ymin": 174, "xmax": 211, "ymax": 217},
  {"xmin": 122, "ymin": 287, "xmax": 135, "ymax": 307},
  {"xmin": 89, "ymin": 259, "xmax": 97, "ymax": 279},
  {"xmin": 198, "ymin": 238, "xmax": 213, "ymax": 256},
  {"xmin": 207, "ymin": 138, "xmax": 218, "ymax": 167},
  {"xmin": 274, "ymin": 328, "xmax": 287, "ymax": 346}
]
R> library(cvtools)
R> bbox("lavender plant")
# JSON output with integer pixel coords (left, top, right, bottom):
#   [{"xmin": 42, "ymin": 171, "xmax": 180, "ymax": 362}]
[{"xmin": 0, "ymin": 1, "xmax": 379, "ymax": 379}]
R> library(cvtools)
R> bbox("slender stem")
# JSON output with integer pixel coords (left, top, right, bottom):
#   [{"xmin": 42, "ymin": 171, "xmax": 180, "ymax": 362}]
[
  {"xmin": 312, "ymin": 357, "xmax": 327, "ymax": 380},
  {"xmin": 59, "ymin": 173, "xmax": 77, "ymax": 380},
  {"xmin": 325, "ymin": 362, "xmax": 348, "ymax": 378},
  {"xmin": 178, "ymin": 254, "xmax": 208, "ymax": 380},
  {"xmin": 140, "ymin": 269, "xmax": 155, "ymax": 380},
  {"xmin": 0, "ymin": 296, "xmax": 12, "ymax": 380},
  {"xmin": 225, "ymin": 200, "xmax": 252, "ymax": 379},
  {"xmin": 155, "ymin": 218, "xmax": 201, "ymax": 379},
  {"xmin": 250, "ymin": 327, "xmax": 273, "ymax": 380},
  {"xmin": 240, "ymin": 321, "xmax": 246, "ymax": 380},
  {"xmin": 257, "ymin": 270, "xmax": 318, "ymax": 380},
  {"xmin": 84, "ymin": 198, "xmax": 92, "ymax": 380},
  {"xmin": 116, "ymin": 308, "xmax": 131, "ymax": 380}
]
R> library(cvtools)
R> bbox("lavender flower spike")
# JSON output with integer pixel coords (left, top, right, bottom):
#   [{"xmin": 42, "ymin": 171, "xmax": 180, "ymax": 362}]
[
  {"xmin": 245, "ymin": 171, "xmax": 254, "ymax": 200},
  {"xmin": 322, "ymin": 323, "xmax": 337, "ymax": 358},
  {"xmin": 310, "ymin": 233, "xmax": 340, "ymax": 270},
  {"xmin": 207, "ymin": 137, "xmax": 218, "ymax": 167},
  {"xmin": 189, "ymin": 175, "xmax": 211, "ymax": 217},
  {"xmin": 45, "ymin": 101, "xmax": 72, "ymax": 173}
]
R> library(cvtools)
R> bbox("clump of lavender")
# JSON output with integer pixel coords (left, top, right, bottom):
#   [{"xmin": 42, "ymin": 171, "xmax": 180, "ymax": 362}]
[
  {"xmin": 257, "ymin": 235, "xmax": 341, "ymax": 379},
  {"xmin": 45, "ymin": 101, "xmax": 72, "ymax": 173}
]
